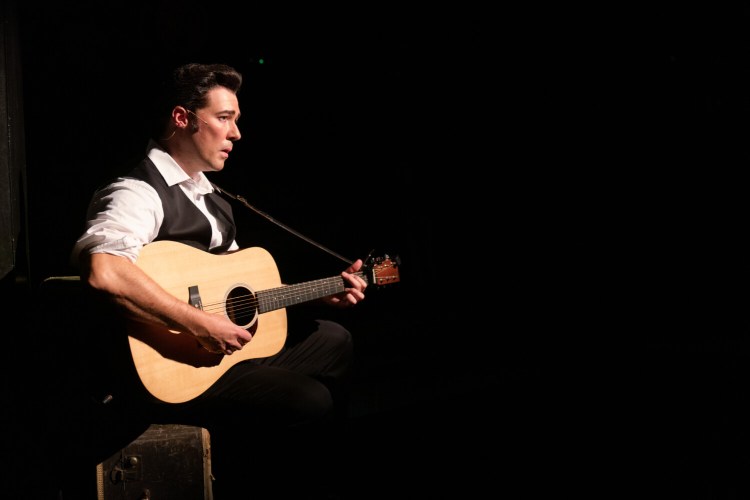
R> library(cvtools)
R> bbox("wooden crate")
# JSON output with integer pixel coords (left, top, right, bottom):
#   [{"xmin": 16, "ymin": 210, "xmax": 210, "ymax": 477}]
[{"xmin": 97, "ymin": 424, "xmax": 212, "ymax": 500}]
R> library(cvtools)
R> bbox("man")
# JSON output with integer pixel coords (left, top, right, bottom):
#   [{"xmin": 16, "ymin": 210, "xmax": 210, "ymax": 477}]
[{"xmin": 70, "ymin": 63, "xmax": 367, "ymax": 498}]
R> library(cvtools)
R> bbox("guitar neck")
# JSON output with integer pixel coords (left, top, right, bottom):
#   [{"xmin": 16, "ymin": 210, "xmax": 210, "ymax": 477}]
[{"xmin": 256, "ymin": 271, "xmax": 367, "ymax": 313}]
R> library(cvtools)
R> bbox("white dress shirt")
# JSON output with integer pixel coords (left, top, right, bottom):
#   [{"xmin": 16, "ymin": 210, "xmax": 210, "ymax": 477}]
[{"xmin": 71, "ymin": 140, "xmax": 239, "ymax": 266}]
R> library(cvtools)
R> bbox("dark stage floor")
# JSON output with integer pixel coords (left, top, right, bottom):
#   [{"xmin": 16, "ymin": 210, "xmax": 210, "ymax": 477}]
[{"xmin": 640, "ymin": 345, "xmax": 750, "ymax": 500}]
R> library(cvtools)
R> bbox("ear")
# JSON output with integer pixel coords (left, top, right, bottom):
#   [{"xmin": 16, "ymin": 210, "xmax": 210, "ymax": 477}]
[{"xmin": 172, "ymin": 106, "xmax": 190, "ymax": 129}]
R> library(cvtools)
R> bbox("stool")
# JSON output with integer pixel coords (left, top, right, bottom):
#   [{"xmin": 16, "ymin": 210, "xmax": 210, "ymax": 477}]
[{"xmin": 96, "ymin": 424, "xmax": 212, "ymax": 500}]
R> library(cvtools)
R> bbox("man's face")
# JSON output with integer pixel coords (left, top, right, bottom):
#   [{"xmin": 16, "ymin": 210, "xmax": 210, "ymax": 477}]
[{"xmin": 190, "ymin": 86, "xmax": 241, "ymax": 173}]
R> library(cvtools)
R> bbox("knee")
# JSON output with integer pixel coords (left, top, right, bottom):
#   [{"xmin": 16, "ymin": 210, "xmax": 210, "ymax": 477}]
[
  {"xmin": 318, "ymin": 320, "xmax": 353, "ymax": 353},
  {"xmin": 296, "ymin": 380, "xmax": 335, "ymax": 422}
]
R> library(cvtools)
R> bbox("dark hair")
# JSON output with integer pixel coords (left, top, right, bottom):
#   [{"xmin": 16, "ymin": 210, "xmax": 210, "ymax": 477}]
[{"xmin": 150, "ymin": 63, "xmax": 243, "ymax": 139}]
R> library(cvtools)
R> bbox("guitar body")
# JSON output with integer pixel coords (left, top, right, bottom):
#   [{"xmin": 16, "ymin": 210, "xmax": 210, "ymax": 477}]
[{"xmin": 128, "ymin": 241, "xmax": 287, "ymax": 404}]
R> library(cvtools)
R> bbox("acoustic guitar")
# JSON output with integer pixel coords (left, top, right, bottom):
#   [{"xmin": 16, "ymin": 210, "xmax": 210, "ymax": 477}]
[{"xmin": 127, "ymin": 240, "xmax": 400, "ymax": 403}]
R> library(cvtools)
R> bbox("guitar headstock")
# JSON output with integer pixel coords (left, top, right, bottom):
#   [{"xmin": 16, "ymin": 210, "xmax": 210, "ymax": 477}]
[{"xmin": 364, "ymin": 254, "xmax": 401, "ymax": 287}]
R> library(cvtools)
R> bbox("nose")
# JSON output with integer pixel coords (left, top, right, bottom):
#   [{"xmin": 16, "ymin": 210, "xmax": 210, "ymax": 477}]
[{"xmin": 229, "ymin": 120, "xmax": 241, "ymax": 141}]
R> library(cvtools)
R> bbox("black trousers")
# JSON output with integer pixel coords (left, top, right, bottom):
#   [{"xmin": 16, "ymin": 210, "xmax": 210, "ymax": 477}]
[{"xmin": 155, "ymin": 317, "xmax": 354, "ymax": 499}]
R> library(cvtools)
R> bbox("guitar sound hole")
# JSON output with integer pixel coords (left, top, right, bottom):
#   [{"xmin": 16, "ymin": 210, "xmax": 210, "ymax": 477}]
[{"xmin": 226, "ymin": 286, "xmax": 258, "ymax": 327}]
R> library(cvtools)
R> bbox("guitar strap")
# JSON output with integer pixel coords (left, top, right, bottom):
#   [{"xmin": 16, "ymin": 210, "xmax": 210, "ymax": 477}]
[{"xmin": 210, "ymin": 181, "xmax": 363, "ymax": 266}]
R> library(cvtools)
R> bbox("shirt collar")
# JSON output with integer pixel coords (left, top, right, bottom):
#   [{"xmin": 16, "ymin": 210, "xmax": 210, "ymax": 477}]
[{"xmin": 146, "ymin": 139, "xmax": 214, "ymax": 195}]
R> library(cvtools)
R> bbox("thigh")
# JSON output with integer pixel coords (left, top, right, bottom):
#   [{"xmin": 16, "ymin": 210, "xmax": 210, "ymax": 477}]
[
  {"xmin": 150, "ymin": 318, "xmax": 352, "ymax": 430},
  {"xmin": 160, "ymin": 361, "xmax": 334, "ymax": 429},
  {"xmin": 260, "ymin": 318, "xmax": 353, "ymax": 379}
]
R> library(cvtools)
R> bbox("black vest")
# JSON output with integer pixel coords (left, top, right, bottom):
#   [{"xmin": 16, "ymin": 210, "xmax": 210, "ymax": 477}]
[{"xmin": 126, "ymin": 158, "xmax": 237, "ymax": 253}]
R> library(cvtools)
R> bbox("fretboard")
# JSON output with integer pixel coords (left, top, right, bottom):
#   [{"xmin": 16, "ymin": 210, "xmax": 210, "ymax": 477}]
[{"xmin": 257, "ymin": 271, "xmax": 367, "ymax": 313}]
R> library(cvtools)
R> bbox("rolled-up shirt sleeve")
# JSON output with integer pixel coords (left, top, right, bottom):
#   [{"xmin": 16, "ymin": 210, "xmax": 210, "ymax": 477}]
[{"xmin": 70, "ymin": 178, "xmax": 163, "ymax": 267}]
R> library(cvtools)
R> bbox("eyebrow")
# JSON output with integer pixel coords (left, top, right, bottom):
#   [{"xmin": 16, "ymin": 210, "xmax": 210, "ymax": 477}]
[{"xmin": 217, "ymin": 109, "xmax": 240, "ymax": 119}]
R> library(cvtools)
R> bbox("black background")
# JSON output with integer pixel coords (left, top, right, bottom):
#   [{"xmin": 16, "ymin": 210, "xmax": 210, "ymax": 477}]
[
  {"xmin": 1, "ymin": 1, "xmax": 633, "ymax": 498},
  {"xmin": 14, "ymin": 4, "xmax": 750, "ymax": 498}
]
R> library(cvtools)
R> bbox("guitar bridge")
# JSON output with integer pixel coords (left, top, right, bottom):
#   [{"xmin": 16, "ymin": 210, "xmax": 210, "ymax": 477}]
[{"xmin": 188, "ymin": 285, "xmax": 203, "ymax": 310}]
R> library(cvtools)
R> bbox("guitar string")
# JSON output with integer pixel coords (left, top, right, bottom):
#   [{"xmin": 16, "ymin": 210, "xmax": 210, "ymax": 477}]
[
  {"xmin": 199, "ymin": 278, "xmax": 357, "ymax": 315},
  {"xmin": 192, "ymin": 253, "xmax": 398, "ymax": 317},
  {"xmin": 197, "ymin": 271, "xmax": 370, "ymax": 317},
  {"xmin": 195, "ymin": 260, "xmax": 403, "ymax": 317}
]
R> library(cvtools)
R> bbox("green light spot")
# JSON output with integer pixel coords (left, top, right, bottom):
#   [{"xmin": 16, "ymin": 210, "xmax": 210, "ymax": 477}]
[{"xmin": 258, "ymin": 58, "xmax": 264, "ymax": 65}]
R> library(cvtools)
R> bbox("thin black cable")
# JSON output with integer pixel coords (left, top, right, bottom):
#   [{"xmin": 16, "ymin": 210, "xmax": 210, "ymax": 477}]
[{"xmin": 211, "ymin": 182, "xmax": 354, "ymax": 265}]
